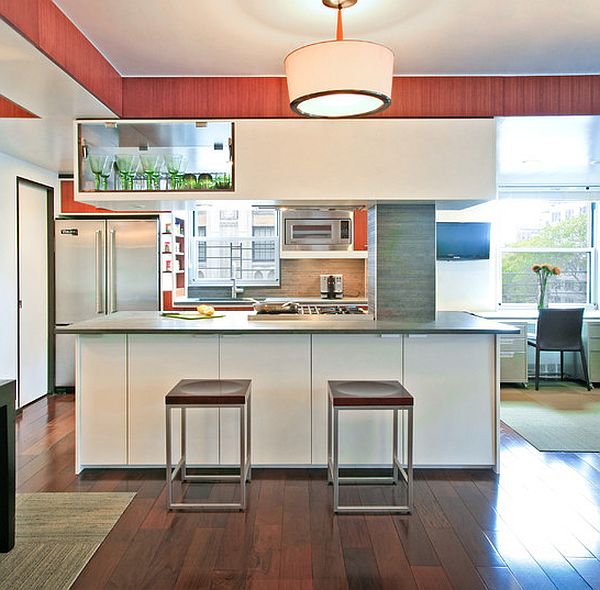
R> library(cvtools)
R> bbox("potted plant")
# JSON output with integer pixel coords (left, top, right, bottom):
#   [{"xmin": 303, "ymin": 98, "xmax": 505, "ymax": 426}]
[{"xmin": 532, "ymin": 263, "xmax": 561, "ymax": 310}]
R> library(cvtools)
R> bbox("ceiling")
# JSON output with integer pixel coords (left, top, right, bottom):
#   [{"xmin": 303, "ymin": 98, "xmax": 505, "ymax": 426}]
[
  {"xmin": 0, "ymin": 19, "xmax": 114, "ymax": 173},
  {"xmin": 53, "ymin": 0, "xmax": 600, "ymax": 77}
]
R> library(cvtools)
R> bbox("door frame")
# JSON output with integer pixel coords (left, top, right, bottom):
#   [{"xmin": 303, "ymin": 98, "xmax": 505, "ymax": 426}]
[{"xmin": 16, "ymin": 177, "xmax": 55, "ymax": 408}]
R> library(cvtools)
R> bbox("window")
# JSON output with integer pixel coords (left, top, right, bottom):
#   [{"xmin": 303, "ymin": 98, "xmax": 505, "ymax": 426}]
[
  {"xmin": 499, "ymin": 199, "xmax": 595, "ymax": 306},
  {"xmin": 190, "ymin": 205, "xmax": 279, "ymax": 286}
]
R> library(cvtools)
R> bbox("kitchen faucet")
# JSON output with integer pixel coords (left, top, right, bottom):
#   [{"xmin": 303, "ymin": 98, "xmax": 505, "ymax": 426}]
[{"xmin": 231, "ymin": 277, "xmax": 244, "ymax": 299}]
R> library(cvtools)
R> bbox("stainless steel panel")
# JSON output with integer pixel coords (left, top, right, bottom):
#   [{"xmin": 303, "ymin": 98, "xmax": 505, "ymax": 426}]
[
  {"xmin": 55, "ymin": 219, "xmax": 105, "ymax": 324},
  {"xmin": 107, "ymin": 220, "xmax": 158, "ymax": 312}
]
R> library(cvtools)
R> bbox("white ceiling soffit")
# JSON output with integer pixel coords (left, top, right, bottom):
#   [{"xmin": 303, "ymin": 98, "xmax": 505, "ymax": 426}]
[
  {"xmin": 0, "ymin": 19, "xmax": 115, "ymax": 173},
  {"xmin": 497, "ymin": 116, "xmax": 600, "ymax": 190},
  {"xmin": 53, "ymin": 0, "xmax": 600, "ymax": 77}
]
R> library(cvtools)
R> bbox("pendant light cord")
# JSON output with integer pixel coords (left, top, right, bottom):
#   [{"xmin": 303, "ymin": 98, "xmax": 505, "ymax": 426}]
[{"xmin": 336, "ymin": 6, "xmax": 344, "ymax": 40}]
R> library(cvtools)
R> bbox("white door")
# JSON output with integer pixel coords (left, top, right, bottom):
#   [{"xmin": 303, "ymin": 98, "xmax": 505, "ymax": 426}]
[{"xmin": 18, "ymin": 181, "xmax": 49, "ymax": 408}]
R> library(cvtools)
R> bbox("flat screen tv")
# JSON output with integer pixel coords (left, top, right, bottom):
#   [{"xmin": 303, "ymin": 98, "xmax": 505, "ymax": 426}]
[{"xmin": 436, "ymin": 222, "xmax": 491, "ymax": 261}]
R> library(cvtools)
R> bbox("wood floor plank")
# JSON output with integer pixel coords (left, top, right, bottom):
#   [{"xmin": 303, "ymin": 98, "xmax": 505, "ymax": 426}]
[
  {"xmin": 365, "ymin": 515, "xmax": 418, "ymax": 590},
  {"xmin": 477, "ymin": 566, "xmax": 523, "ymax": 590},
  {"xmin": 411, "ymin": 566, "xmax": 453, "ymax": 590},
  {"xmin": 342, "ymin": 547, "xmax": 383, "ymax": 590},
  {"xmin": 569, "ymin": 558, "xmax": 600, "ymax": 590},
  {"xmin": 425, "ymin": 527, "xmax": 487, "ymax": 590}
]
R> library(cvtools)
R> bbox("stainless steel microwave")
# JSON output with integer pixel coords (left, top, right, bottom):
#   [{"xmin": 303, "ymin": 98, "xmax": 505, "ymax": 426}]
[{"xmin": 281, "ymin": 209, "xmax": 353, "ymax": 251}]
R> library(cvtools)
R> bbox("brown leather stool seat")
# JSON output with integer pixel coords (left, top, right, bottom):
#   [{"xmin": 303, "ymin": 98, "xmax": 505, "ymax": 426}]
[
  {"xmin": 328, "ymin": 380, "xmax": 414, "ymax": 407},
  {"xmin": 166, "ymin": 379, "xmax": 251, "ymax": 406},
  {"xmin": 165, "ymin": 379, "xmax": 252, "ymax": 512},
  {"xmin": 327, "ymin": 380, "xmax": 414, "ymax": 514}
]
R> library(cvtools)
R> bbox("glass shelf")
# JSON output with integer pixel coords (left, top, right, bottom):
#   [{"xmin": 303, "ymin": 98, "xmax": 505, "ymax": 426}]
[{"xmin": 77, "ymin": 120, "xmax": 234, "ymax": 193}]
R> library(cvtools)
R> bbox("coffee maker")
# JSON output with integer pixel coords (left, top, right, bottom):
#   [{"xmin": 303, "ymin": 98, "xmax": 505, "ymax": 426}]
[{"xmin": 320, "ymin": 274, "xmax": 344, "ymax": 299}]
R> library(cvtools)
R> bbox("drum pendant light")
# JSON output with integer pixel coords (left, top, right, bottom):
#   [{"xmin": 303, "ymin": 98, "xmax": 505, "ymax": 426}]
[{"xmin": 284, "ymin": 0, "xmax": 394, "ymax": 118}]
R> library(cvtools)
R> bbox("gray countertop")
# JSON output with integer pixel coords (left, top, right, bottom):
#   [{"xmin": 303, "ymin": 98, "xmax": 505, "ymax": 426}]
[
  {"xmin": 55, "ymin": 311, "xmax": 519, "ymax": 335},
  {"xmin": 477, "ymin": 310, "xmax": 600, "ymax": 320},
  {"xmin": 173, "ymin": 297, "xmax": 368, "ymax": 307}
]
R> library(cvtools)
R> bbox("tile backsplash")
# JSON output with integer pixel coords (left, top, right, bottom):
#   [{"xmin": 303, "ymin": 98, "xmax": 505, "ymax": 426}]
[{"xmin": 188, "ymin": 258, "xmax": 366, "ymax": 299}]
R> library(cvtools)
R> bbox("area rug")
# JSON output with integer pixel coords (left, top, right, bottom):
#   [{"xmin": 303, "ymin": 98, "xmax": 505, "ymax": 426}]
[
  {"xmin": 0, "ymin": 492, "xmax": 135, "ymax": 590},
  {"xmin": 501, "ymin": 383, "xmax": 600, "ymax": 452}
]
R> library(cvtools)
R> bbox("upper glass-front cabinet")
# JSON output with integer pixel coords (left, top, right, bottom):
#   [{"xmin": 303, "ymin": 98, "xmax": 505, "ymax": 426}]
[{"xmin": 76, "ymin": 120, "xmax": 234, "ymax": 193}]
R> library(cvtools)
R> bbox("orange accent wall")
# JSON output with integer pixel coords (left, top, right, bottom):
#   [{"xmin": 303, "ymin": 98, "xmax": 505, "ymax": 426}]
[
  {"xmin": 122, "ymin": 75, "xmax": 600, "ymax": 119},
  {"xmin": 353, "ymin": 210, "xmax": 368, "ymax": 251},
  {"xmin": 60, "ymin": 179, "xmax": 112, "ymax": 214},
  {"xmin": 0, "ymin": 94, "xmax": 38, "ymax": 118},
  {"xmin": 0, "ymin": 0, "xmax": 122, "ymax": 115}
]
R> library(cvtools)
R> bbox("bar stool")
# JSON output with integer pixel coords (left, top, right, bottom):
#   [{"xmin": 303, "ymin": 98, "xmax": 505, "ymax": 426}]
[
  {"xmin": 165, "ymin": 379, "xmax": 251, "ymax": 511},
  {"xmin": 327, "ymin": 380, "xmax": 414, "ymax": 514}
]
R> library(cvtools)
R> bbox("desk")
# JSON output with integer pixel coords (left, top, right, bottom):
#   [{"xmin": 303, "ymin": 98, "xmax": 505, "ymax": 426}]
[{"xmin": 0, "ymin": 380, "xmax": 16, "ymax": 552}]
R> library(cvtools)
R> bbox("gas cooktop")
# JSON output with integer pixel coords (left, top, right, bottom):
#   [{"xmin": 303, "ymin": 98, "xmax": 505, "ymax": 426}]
[{"xmin": 249, "ymin": 304, "xmax": 369, "ymax": 321}]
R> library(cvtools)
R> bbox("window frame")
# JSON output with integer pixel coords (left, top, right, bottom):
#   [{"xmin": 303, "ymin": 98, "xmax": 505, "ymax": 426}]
[
  {"xmin": 497, "ymin": 201, "xmax": 598, "ymax": 310},
  {"xmin": 189, "ymin": 207, "xmax": 280, "ymax": 287}
]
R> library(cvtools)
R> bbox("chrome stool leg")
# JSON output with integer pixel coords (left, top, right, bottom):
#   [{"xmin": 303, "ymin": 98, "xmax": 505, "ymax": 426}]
[
  {"xmin": 166, "ymin": 405, "xmax": 173, "ymax": 509},
  {"xmin": 181, "ymin": 407, "xmax": 187, "ymax": 482},
  {"xmin": 330, "ymin": 405, "xmax": 413, "ymax": 514}
]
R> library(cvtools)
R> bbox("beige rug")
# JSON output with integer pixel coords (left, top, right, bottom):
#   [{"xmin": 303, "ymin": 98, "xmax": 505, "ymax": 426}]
[
  {"xmin": 501, "ymin": 383, "xmax": 600, "ymax": 452},
  {"xmin": 0, "ymin": 492, "xmax": 135, "ymax": 590}
]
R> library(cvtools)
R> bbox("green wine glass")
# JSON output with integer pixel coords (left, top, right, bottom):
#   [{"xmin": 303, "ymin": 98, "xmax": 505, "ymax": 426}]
[
  {"xmin": 99, "ymin": 156, "xmax": 114, "ymax": 191},
  {"xmin": 164, "ymin": 154, "xmax": 184, "ymax": 190},
  {"xmin": 115, "ymin": 154, "xmax": 137, "ymax": 191},
  {"xmin": 89, "ymin": 155, "xmax": 109, "ymax": 191},
  {"xmin": 140, "ymin": 154, "xmax": 161, "ymax": 190}
]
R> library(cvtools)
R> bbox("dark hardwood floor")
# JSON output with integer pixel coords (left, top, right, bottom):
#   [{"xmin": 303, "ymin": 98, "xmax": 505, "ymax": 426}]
[{"xmin": 15, "ymin": 393, "xmax": 600, "ymax": 589}]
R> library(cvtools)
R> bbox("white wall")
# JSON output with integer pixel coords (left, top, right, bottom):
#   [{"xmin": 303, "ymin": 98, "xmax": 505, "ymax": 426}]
[
  {"xmin": 0, "ymin": 151, "xmax": 58, "ymax": 383},
  {"xmin": 436, "ymin": 201, "xmax": 498, "ymax": 312}
]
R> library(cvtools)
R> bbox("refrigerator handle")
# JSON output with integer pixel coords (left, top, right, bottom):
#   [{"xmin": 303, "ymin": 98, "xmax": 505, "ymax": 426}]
[
  {"xmin": 108, "ymin": 228, "xmax": 117, "ymax": 313},
  {"xmin": 95, "ymin": 230, "xmax": 104, "ymax": 314}
]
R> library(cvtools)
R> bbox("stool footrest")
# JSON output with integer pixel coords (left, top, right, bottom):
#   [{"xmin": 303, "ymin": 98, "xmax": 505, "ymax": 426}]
[
  {"xmin": 168, "ymin": 502, "xmax": 245, "ymax": 512},
  {"xmin": 334, "ymin": 505, "xmax": 412, "ymax": 514}
]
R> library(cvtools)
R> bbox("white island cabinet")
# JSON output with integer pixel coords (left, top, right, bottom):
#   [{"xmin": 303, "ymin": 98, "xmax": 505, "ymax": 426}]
[
  {"xmin": 311, "ymin": 334, "xmax": 403, "ymax": 465},
  {"xmin": 128, "ymin": 334, "xmax": 219, "ymax": 465},
  {"xmin": 78, "ymin": 335, "xmax": 128, "ymax": 467},
  {"xmin": 70, "ymin": 312, "xmax": 510, "ymax": 472},
  {"xmin": 219, "ymin": 334, "xmax": 312, "ymax": 465},
  {"xmin": 403, "ymin": 334, "xmax": 496, "ymax": 466}
]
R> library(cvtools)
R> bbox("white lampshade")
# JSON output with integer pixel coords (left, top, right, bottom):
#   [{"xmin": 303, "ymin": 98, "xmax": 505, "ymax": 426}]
[{"xmin": 284, "ymin": 39, "xmax": 394, "ymax": 118}]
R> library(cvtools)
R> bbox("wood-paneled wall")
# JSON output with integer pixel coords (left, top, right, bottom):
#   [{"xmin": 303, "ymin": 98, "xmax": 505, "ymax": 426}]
[
  {"xmin": 0, "ymin": 0, "xmax": 122, "ymax": 115},
  {"xmin": 0, "ymin": 94, "xmax": 38, "ymax": 118},
  {"xmin": 122, "ymin": 75, "xmax": 600, "ymax": 119}
]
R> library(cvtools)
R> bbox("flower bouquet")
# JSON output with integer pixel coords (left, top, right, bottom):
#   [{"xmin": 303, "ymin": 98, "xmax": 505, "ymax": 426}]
[{"xmin": 532, "ymin": 263, "xmax": 561, "ymax": 310}]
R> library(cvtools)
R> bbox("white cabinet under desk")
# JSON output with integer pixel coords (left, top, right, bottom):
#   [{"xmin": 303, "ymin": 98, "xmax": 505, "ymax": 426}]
[{"xmin": 498, "ymin": 322, "xmax": 528, "ymax": 385}]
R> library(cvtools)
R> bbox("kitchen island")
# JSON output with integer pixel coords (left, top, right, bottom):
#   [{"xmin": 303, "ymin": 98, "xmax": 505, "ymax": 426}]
[{"xmin": 58, "ymin": 311, "xmax": 517, "ymax": 473}]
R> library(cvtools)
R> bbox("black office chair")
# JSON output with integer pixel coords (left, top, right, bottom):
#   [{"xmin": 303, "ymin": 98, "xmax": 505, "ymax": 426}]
[{"xmin": 527, "ymin": 308, "xmax": 592, "ymax": 391}]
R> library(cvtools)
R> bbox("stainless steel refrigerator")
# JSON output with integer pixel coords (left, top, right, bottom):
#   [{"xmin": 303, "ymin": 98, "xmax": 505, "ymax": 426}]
[{"xmin": 55, "ymin": 218, "xmax": 159, "ymax": 388}]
